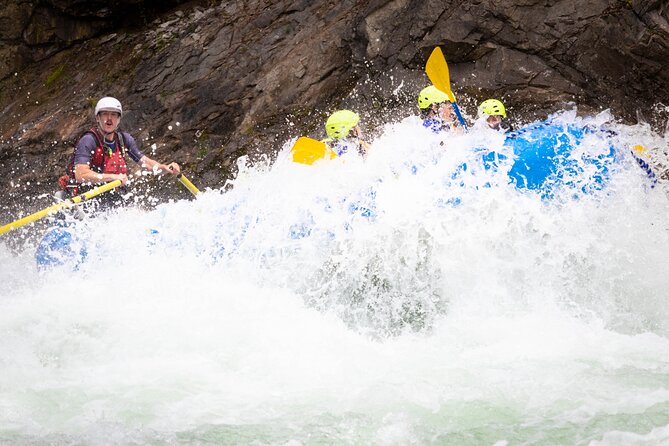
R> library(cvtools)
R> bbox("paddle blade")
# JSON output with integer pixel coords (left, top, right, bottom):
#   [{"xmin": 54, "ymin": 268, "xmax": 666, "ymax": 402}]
[
  {"xmin": 426, "ymin": 46, "xmax": 456, "ymax": 103},
  {"xmin": 632, "ymin": 144, "xmax": 647, "ymax": 155},
  {"xmin": 291, "ymin": 137, "xmax": 336, "ymax": 165}
]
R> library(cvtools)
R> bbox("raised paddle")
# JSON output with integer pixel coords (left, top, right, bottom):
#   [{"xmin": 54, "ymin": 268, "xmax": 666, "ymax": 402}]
[
  {"xmin": 425, "ymin": 46, "xmax": 468, "ymax": 129},
  {"xmin": 290, "ymin": 136, "xmax": 336, "ymax": 165},
  {"xmin": 0, "ymin": 179, "xmax": 122, "ymax": 236}
]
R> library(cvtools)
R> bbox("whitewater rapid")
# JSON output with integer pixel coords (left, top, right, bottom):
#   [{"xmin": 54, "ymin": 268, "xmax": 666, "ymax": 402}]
[{"xmin": 1, "ymin": 110, "xmax": 668, "ymax": 445}]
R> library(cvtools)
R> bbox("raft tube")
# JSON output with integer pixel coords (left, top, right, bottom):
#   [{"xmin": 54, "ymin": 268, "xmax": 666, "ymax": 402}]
[{"xmin": 503, "ymin": 119, "xmax": 617, "ymax": 195}]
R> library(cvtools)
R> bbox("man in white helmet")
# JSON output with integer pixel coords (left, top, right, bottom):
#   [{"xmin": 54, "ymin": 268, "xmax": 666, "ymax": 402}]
[{"xmin": 60, "ymin": 96, "xmax": 181, "ymax": 205}]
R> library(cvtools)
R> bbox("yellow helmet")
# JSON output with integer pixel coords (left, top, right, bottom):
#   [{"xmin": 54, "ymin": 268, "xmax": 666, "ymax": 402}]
[
  {"xmin": 479, "ymin": 99, "xmax": 506, "ymax": 118},
  {"xmin": 325, "ymin": 110, "xmax": 360, "ymax": 140},
  {"xmin": 632, "ymin": 144, "xmax": 647, "ymax": 155},
  {"xmin": 418, "ymin": 85, "xmax": 450, "ymax": 109}
]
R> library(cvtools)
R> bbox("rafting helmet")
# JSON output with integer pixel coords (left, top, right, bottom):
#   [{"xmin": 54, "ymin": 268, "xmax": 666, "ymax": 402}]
[
  {"xmin": 418, "ymin": 85, "xmax": 450, "ymax": 109},
  {"xmin": 479, "ymin": 99, "xmax": 506, "ymax": 118},
  {"xmin": 325, "ymin": 110, "xmax": 360, "ymax": 140},
  {"xmin": 95, "ymin": 97, "xmax": 123, "ymax": 117}
]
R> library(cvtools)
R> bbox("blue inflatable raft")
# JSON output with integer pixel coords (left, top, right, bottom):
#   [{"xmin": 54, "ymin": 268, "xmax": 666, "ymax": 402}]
[
  {"xmin": 35, "ymin": 118, "xmax": 648, "ymax": 268},
  {"xmin": 35, "ymin": 221, "xmax": 87, "ymax": 270},
  {"xmin": 503, "ymin": 119, "xmax": 617, "ymax": 196}
]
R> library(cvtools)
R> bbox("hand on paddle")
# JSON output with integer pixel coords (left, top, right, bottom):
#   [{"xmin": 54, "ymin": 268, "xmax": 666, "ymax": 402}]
[
  {"xmin": 139, "ymin": 155, "xmax": 180, "ymax": 176},
  {"xmin": 163, "ymin": 162, "xmax": 181, "ymax": 175},
  {"xmin": 113, "ymin": 173, "xmax": 129, "ymax": 186}
]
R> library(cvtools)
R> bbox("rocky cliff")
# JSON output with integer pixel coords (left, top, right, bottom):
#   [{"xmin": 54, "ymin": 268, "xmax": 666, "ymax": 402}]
[{"xmin": 1, "ymin": 0, "xmax": 668, "ymax": 219}]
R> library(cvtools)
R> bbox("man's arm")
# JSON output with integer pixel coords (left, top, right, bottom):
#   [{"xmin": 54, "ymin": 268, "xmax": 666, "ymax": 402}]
[
  {"xmin": 74, "ymin": 164, "xmax": 128, "ymax": 185},
  {"xmin": 123, "ymin": 132, "xmax": 181, "ymax": 175},
  {"xmin": 139, "ymin": 155, "xmax": 181, "ymax": 175}
]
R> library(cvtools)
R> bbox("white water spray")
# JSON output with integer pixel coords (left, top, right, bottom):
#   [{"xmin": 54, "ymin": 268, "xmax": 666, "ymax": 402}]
[{"xmin": 1, "ymin": 111, "xmax": 668, "ymax": 445}]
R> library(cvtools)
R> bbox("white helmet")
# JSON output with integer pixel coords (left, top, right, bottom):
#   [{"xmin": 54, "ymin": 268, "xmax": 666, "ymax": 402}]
[{"xmin": 95, "ymin": 97, "xmax": 123, "ymax": 116}]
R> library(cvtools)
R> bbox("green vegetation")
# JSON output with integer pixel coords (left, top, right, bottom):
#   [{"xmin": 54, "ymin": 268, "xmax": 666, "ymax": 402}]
[
  {"xmin": 156, "ymin": 36, "xmax": 166, "ymax": 52},
  {"xmin": 86, "ymin": 96, "xmax": 97, "ymax": 110},
  {"xmin": 242, "ymin": 124, "xmax": 256, "ymax": 136},
  {"xmin": 196, "ymin": 129, "xmax": 209, "ymax": 159},
  {"xmin": 45, "ymin": 64, "xmax": 66, "ymax": 88},
  {"xmin": 154, "ymin": 32, "xmax": 178, "ymax": 53},
  {"xmin": 159, "ymin": 89, "xmax": 176, "ymax": 100}
]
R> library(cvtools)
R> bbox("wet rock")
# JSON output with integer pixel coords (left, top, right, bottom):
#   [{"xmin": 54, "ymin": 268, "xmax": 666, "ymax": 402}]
[{"xmin": 0, "ymin": 0, "xmax": 668, "ymax": 220}]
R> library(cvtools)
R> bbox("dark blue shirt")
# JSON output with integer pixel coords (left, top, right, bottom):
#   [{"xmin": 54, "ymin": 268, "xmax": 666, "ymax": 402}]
[
  {"xmin": 423, "ymin": 118, "xmax": 451, "ymax": 134},
  {"xmin": 74, "ymin": 130, "xmax": 144, "ymax": 166}
]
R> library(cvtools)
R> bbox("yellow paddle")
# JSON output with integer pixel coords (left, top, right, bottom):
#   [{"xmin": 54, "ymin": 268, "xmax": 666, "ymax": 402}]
[
  {"xmin": 176, "ymin": 173, "xmax": 200, "ymax": 196},
  {"xmin": 425, "ymin": 46, "xmax": 468, "ymax": 129},
  {"xmin": 0, "ymin": 180, "xmax": 122, "ymax": 236},
  {"xmin": 290, "ymin": 136, "xmax": 336, "ymax": 165},
  {"xmin": 1, "ymin": 170, "xmax": 200, "ymax": 236},
  {"xmin": 632, "ymin": 144, "xmax": 647, "ymax": 155}
]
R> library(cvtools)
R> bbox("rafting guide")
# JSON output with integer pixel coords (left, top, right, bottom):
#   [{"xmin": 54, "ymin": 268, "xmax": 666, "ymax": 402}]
[{"xmin": 58, "ymin": 97, "xmax": 182, "ymax": 209}]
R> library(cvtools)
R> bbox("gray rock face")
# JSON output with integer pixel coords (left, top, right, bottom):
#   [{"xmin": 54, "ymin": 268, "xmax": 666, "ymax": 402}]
[{"xmin": 0, "ymin": 0, "xmax": 668, "ymax": 219}]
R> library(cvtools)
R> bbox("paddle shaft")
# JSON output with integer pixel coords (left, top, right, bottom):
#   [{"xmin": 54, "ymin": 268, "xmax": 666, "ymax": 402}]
[
  {"xmin": 176, "ymin": 173, "xmax": 200, "ymax": 196},
  {"xmin": 452, "ymin": 104, "xmax": 467, "ymax": 129},
  {"xmin": 0, "ymin": 180, "xmax": 122, "ymax": 236}
]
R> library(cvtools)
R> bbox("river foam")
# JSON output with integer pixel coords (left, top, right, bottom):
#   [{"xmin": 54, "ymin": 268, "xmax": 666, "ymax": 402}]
[{"xmin": 1, "ymin": 110, "xmax": 668, "ymax": 445}]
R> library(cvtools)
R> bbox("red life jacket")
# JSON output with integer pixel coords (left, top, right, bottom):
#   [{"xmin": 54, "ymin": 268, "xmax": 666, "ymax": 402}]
[{"xmin": 58, "ymin": 127, "xmax": 128, "ymax": 196}]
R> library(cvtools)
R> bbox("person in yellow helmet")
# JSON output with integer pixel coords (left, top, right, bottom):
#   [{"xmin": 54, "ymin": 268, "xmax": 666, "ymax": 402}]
[
  {"xmin": 479, "ymin": 98, "xmax": 513, "ymax": 132},
  {"xmin": 418, "ymin": 85, "xmax": 464, "ymax": 134},
  {"xmin": 323, "ymin": 109, "xmax": 370, "ymax": 158}
]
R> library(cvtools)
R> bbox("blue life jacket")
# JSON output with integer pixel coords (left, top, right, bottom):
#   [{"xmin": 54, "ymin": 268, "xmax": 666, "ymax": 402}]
[
  {"xmin": 328, "ymin": 138, "xmax": 365, "ymax": 157},
  {"xmin": 422, "ymin": 119, "xmax": 450, "ymax": 134}
]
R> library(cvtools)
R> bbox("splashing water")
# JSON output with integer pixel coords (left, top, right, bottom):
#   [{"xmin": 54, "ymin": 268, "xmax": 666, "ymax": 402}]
[{"xmin": 1, "ymin": 111, "xmax": 669, "ymax": 445}]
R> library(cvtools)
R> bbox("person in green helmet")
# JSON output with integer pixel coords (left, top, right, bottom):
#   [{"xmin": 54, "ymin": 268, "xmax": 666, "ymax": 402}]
[
  {"xmin": 418, "ymin": 85, "xmax": 464, "ymax": 134},
  {"xmin": 323, "ymin": 109, "xmax": 371, "ymax": 159},
  {"xmin": 479, "ymin": 98, "xmax": 513, "ymax": 132}
]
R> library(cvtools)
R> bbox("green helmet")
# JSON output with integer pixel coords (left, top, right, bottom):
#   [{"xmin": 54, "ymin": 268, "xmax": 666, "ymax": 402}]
[
  {"xmin": 479, "ymin": 99, "xmax": 506, "ymax": 118},
  {"xmin": 418, "ymin": 85, "xmax": 450, "ymax": 109},
  {"xmin": 325, "ymin": 110, "xmax": 360, "ymax": 140}
]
